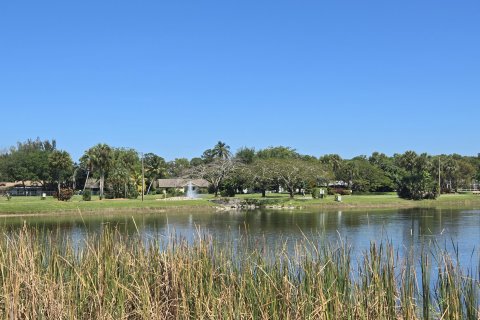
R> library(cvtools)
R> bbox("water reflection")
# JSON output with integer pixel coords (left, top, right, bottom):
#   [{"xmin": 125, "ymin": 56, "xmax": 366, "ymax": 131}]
[{"xmin": 1, "ymin": 208, "xmax": 478, "ymax": 266}]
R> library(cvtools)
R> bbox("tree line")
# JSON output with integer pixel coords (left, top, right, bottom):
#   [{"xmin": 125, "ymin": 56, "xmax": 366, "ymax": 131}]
[{"xmin": 0, "ymin": 138, "xmax": 479, "ymax": 200}]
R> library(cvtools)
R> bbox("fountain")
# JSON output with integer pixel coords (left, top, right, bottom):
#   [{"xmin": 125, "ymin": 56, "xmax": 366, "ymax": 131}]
[{"xmin": 186, "ymin": 181, "xmax": 198, "ymax": 199}]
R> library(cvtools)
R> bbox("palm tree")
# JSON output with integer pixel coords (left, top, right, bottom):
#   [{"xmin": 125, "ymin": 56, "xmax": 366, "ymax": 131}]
[
  {"xmin": 144, "ymin": 153, "xmax": 167, "ymax": 194},
  {"xmin": 212, "ymin": 141, "xmax": 231, "ymax": 159},
  {"xmin": 48, "ymin": 150, "xmax": 74, "ymax": 198},
  {"xmin": 84, "ymin": 144, "xmax": 113, "ymax": 200}
]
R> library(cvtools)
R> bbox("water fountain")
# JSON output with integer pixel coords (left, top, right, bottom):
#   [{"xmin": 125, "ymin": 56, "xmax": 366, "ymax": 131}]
[{"xmin": 186, "ymin": 181, "xmax": 198, "ymax": 199}]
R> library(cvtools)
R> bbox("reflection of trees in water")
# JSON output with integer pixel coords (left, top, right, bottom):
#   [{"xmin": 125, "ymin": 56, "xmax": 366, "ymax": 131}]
[{"xmin": 0, "ymin": 209, "xmax": 476, "ymax": 261}]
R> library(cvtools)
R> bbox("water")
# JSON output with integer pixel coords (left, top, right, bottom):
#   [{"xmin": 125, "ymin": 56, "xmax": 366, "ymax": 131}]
[
  {"xmin": 186, "ymin": 181, "xmax": 198, "ymax": 198},
  {"xmin": 1, "ymin": 208, "xmax": 479, "ymax": 266}
]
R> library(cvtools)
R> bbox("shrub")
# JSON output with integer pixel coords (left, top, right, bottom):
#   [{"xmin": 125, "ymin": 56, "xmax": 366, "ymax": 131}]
[
  {"xmin": 82, "ymin": 189, "xmax": 92, "ymax": 201},
  {"xmin": 220, "ymin": 188, "xmax": 235, "ymax": 197},
  {"xmin": 311, "ymin": 188, "xmax": 320, "ymax": 199},
  {"xmin": 54, "ymin": 188, "xmax": 74, "ymax": 201},
  {"xmin": 328, "ymin": 188, "xmax": 352, "ymax": 196}
]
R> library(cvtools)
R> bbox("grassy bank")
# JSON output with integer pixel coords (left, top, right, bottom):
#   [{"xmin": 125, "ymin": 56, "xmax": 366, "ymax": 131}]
[
  {"xmin": 0, "ymin": 226, "xmax": 477, "ymax": 319},
  {"xmin": 1, "ymin": 193, "xmax": 479, "ymax": 215},
  {"xmin": 0, "ymin": 194, "xmax": 214, "ymax": 214},
  {"xmin": 236, "ymin": 192, "xmax": 480, "ymax": 210}
]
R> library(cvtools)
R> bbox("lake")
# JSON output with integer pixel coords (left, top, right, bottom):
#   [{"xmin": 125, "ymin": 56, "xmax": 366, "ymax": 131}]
[{"xmin": 1, "ymin": 207, "xmax": 479, "ymax": 268}]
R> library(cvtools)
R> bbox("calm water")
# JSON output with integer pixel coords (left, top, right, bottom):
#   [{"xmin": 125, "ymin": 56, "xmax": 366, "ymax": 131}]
[{"xmin": 1, "ymin": 208, "xmax": 479, "ymax": 267}]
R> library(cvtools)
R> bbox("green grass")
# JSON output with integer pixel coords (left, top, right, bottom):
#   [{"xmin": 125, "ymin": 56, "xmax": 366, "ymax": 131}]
[
  {"xmin": 0, "ymin": 226, "xmax": 477, "ymax": 319},
  {"xmin": 1, "ymin": 192, "xmax": 479, "ymax": 215},
  {"xmin": 0, "ymin": 194, "xmax": 214, "ymax": 214},
  {"xmin": 236, "ymin": 192, "xmax": 480, "ymax": 209}
]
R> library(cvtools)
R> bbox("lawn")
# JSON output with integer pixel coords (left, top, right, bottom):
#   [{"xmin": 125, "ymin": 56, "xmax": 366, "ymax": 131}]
[
  {"xmin": 1, "ymin": 192, "xmax": 479, "ymax": 215},
  {"xmin": 0, "ymin": 194, "xmax": 214, "ymax": 214}
]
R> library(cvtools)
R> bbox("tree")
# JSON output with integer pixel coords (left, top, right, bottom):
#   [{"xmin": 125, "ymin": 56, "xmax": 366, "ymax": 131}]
[
  {"xmin": 235, "ymin": 147, "xmax": 256, "ymax": 164},
  {"xmin": 189, "ymin": 158, "xmax": 237, "ymax": 197},
  {"xmin": 338, "ymin": 157, "xmax": 394, "ymax": 192},
  {"xmin": 167, "ymin": 158, "xmax": 190, "ymax": 177},
  {"xmin": 396, "ymin": 152, "xmax": 438, "ymax": 200},
  {"xmin": 144, "ymin": 153, "xmax": 167, "ymax": 194},
  {"xmin": 107, "ymin": 148, "xmax": 140, "ymax": 199},
  {"xmin": 245, "ymin": 159, "xmax": 275, "ymax": 197},
  {"xmin": 257, "ymin": 146, "xmax": 300, "ymax": 159},
  {"xmin": 83, "ymin": 144, "xmax": 113, "ymax": 200},
  {"xmin": 189, "ymin": 157, "xmax": 204, "ymax": 167},
  {"xmin": 319, "ymin": 154, "xmax": 343, "ymax": 179},
  {"xmin": 49, "ymin": 150, "xmax": 74, "ymax": 198},
  {"xmin": 270, "ymin": 159, "xmax": 323, "ymax": 198},
  {"xmin": 212, "ymin": 141, "xmax": 231, "ymax": 159},
  {"xmin": 0, "ymin": 138, "xmax": 56, "ymax": 193}
]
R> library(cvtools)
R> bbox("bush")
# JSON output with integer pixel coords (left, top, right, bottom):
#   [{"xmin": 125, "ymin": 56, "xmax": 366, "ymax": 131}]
[
  {"xmin": 54, "ymin": 188, "xmax": 74, "ymax": 201},
  {"xmin": 220, "ymin": 188, "xmax": 235, "ymax": 197},
  {"xmin": 167, "ymin": 189, "xmax": 184, "ymax": 197},
  {"xmin": 82, "ymin": 189, "xmax": 92, "ymax": 201},
  {"xmin": 328, "ymin": 188, "xmax": 352, "ymax": 196},
  {"xmin": 311, "ymin": 188, "xmax": 320, "ymax": 199}
]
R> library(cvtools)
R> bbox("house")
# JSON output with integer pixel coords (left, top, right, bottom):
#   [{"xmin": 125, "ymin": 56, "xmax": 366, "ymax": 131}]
[
  {"xmin": 0, "ymin": 181, "xmax": 51, "ymax": 196},
  {"xmin": 156, "ymin": 178, "xmax": 210, "ymax": 193},
  {"xmin": 83, "ymin": 178, "xmax": 100, "ymax": 195}
]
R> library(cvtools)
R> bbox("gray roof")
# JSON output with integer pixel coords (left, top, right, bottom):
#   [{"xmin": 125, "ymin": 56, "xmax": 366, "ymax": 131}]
[
  {"xmin": 157, "ymin": 178, "xmax": 209, "ymax": 188},
  {"xmin": 84, "ymin": 178, "xmax": 100, "ymax": 189}
]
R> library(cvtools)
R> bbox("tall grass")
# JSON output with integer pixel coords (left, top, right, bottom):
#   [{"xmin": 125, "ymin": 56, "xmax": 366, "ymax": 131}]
[{"xmin": 0, "ymin": 225, "xmax": 477, "ymax": 319}]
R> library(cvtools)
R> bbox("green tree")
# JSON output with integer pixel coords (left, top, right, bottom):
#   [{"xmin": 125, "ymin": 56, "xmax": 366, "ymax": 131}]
[
  {"xmin": 144, "ymin": 153, "xmax": 167, "ymax": 194},
  {"xmin": 319, "ymin": 154, "xmax": 343, "ymax": 179},
  {"xmin": 212, "ymin": 141, "xmax": 231, "ymax": 159},
  {"xmin": 235, "ymin": 147, "xmax": 256, "ymax": 164},
  {"xmin": 49, "ymin": 150, "xmax": 74, "ymax": 198},
  {"xmin": 340, "ymin": 156, "xmax": 394, "ymax": 192},
  {"xmin": 83, "ymin": 144, "xmax": 113, "ymax": 200},
  {"xmin": 106, "ymin": 148, "xmax": 140, "ymax": 198},
  {"xmin": 245, "ymin": 159, "xmax": 274, "ymax": 197},
  {"xmin": 396, "ymin": 152, "xmax": 438, "ymax": 200},
  {"xmin": 257, "ymin": 146, "xmax": 300, "ymax": 159},
  {"xmin": 189, "ymin": 158, "xmax": 238, "ymax": 197},
  {"xmin": 167, "ymin": 158, "xmax": 190, "ymax": 177},
  {"xmin": 0, "ymin": 138, "xmax": 56, "ymax": 193},
  {"xmin": 270, "ymin": 159, "xmax": 325, "ymax": 198}
]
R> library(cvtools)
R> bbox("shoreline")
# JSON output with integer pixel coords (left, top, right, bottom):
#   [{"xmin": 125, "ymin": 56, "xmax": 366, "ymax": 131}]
[{"xmin": 0, "ymin": 194, "xmax": 479, "ymax": 217}]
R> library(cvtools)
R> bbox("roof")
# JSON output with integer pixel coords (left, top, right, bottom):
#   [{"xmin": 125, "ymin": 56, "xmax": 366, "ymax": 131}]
[
  {"xmin": 0, "ymin": 181, "xmax": 42, "ymax": 190},
  {"xmin": 157, "ymin": 178, "xmax": 210, "ymax": 188},
  {"xmin": 84, "ymin": 178, "xmax": 100, "ymax": 189}
]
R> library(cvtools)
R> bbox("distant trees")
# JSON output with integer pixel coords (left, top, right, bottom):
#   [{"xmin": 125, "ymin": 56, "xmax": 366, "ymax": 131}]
[
  {"xmin": 189, "ymin": 158, "xmax": 238, "ymax": 197},
  {"xmin": 235, "ymin": 147, "xmax": 256, "ymax": 164},
  {"xmin": 167, "ymin": 158, "xmax": 190, "ymax": 177},
  {"xmin": 256, "ymin": 146, "xmax": 300, "ymax": 159},
  {"xmin": 49, "ymin": 150, "xmax": 74, "ymax": 197},
  {"xmin": 191, "ymin": 142, "xmax": 236, "ymax": 196},
  {"xmin": 0, "ymin": 138, "xmax": 58, "ymax": 193},
  {"xmin": 244, "ymin": 159, "xmax": 274, "ymax": 197},
  {"xmin": 270, "ymin": 159, "xmax": 330, "ymax": 198},
  {"xmin": 1, "ymin": 138, "xmax": 479, "ymax": 201},
  {"xmin": 144, "ymin": 153, "xmax": 167, "ymax": 194},
  {"xmin": 82, "ymin": 144, "xmax": 113, "ymax": 199},
  {"xmin": 395, "ymin": 152, "xmax": 438, "ymax": 200},
  {"xmin": 337, "ymin": 156, "xmax": 394, "ymax": 192},
  {"xmin": 108, "ymin": 148, "xmax": 140, "ymax": 199}
]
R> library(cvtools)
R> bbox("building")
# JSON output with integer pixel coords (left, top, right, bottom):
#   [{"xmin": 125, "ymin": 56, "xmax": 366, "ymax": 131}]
[
  {"xmin": 83, "ymin": 178, "xmax": 101, "ymax": 195},
  {"xmin": 0, "ymin": 181, "xmax": 52, "ymax": 196},
  {"xmin": 156, "ymin": 178, "xmax": 210, "ymax": 193}
]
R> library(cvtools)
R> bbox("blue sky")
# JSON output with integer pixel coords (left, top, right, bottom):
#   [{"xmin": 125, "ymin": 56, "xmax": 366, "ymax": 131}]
[{"xmin": 1, "ymin": 1, "xmax": 479, "ymax": 161}]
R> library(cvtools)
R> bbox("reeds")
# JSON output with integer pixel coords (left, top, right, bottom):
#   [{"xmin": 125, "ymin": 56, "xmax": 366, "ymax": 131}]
[{"xmin": 0, "ymin": 225, "xmax": 477, "ymax": 319}]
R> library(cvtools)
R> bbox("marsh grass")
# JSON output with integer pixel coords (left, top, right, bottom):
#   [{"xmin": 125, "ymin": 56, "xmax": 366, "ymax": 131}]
[{"xmin": 0, "ymin": 225, "xmax": 478, "ymax": 319}]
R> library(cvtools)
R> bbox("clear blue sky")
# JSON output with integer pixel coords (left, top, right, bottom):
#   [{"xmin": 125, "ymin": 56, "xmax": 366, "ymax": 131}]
[{"xmin": 1, "ymin": 1, "xmax": 479, "ymax": 161}]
